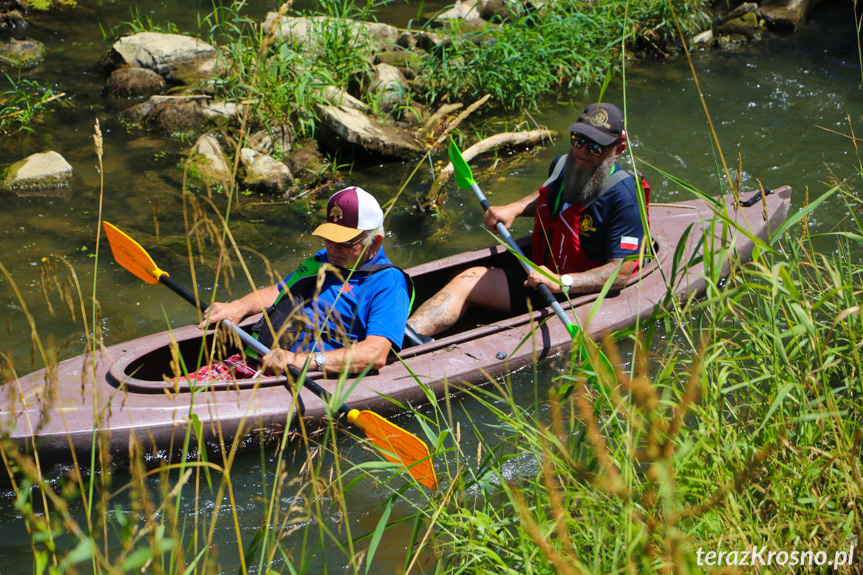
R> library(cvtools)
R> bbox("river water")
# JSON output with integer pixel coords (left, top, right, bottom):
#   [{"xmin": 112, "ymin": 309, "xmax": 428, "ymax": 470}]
[{"xmin": 0, "ymin": 0, "xmax": 859, "ymax": 572}]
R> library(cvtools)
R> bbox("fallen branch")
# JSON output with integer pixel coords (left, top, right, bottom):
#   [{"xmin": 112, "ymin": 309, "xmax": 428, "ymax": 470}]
[
  {"xmin": 420, "ymin": 103, "xmax": 463, "ymax": 139},
  {"xmin": 434, "ymin": 94, "xmax": 491, "ymax": 146},
  {"xmin": 426, "ymin": 128, "xmax": 559, "ymax": 202}
]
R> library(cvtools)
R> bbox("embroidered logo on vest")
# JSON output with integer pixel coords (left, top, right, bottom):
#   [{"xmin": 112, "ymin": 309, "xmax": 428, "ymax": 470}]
[
  {"xmin": 580, "ymin": 214, "xmax": 597, "ymax": 235},
  {"xmin": 588, "ymin": 108, "xmax": 610, "ymax": 129}
]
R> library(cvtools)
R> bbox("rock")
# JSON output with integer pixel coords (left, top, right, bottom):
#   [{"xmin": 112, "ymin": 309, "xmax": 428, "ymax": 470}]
[
  {"xmin": 0, "ymin": 37, "xmax": 45, "ymax": 69},
  {"xmin": 188, "ymin": 134, "xmax": 231, "ymax": 187},
  {"xmin": 2, "ymin": 151, "xmax": 72, "ymax": 191},
  {"xmin": 316, "ymin": 85, "xmax": 370, "ymax": 112},
  {"xmin": 713, "ymin": 34, "xmax": 749, "ymax": 50},
  {"xmin": 145, "ymin": 97, "xmax": 209, "ymax": 134},
  {"xmin": 106, "ymin": 32, "xmax": 216, "ymax": 76},
  {"xmin": 433, "ymin": 0, "xmax": 484, "ymax": 23},
  {"xmin": 106, "ymin": 67, "xmax": 166, "ymax": 98},
  {"xmin": 716, "ymin": 10, "xmax": 764, "ymax": 41},
  {"xmin": 201, "ymin": 101, "xmax": 243, "ymax": 122},
  {"xmin": 692, "ymin": 29, "xmax": 714, "ymax": 45},
  {"xmin": 248, "ymin": 125, "xmax": 295, "ymax": 158},
  {"xmin": 759, "ymin": 0, "xmax": 809, "ymax": 32},
  {"xmin": 374, "ymin": 48, "xmax": 422, "ymax": 79},
  {"xmin": 239, "ymin": 148, "xmax": 293, "ymax": 195},
  {"xmin": 168, "ymin": 55, "xmax": 228, "ymax": 86},
  {"xmin": 262, "ymin": 15, "xmax": 399, "ymax": 54},
  {"xmin": 0, "ymin": 0, "xmax": 26, "ymax": 29},
  {"xmin": 481, "ymin": 0, "xmax": 516, "ymax": 22},
  {"xmin": 397, "ymin": 30, "xmax": 443, "ymax": 53},
  {"xmin": 316, "ymin": 102, "xmax": 423, "ymax": 158},
  {"xmin": 370, "ymin": 63, "xmax": 409, "ymax": 114},
  {"xmin": 286, "ymin": 140, "xmax": 328, "ymax": 185}
]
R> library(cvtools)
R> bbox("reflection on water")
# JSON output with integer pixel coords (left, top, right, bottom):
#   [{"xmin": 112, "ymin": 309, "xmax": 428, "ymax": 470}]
[{"xmin": 0, "ymin": 0, "xmax": 860, "ymax": 572}]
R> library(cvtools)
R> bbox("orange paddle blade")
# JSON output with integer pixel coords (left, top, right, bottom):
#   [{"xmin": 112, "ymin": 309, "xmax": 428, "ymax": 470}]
[
  {"xmin": 103, "ymin": 221, "xmax": 168, "ymax": 285},
  {"xmin": 348, "ymin": 409, "xmax": 438, "ymax": 490}
]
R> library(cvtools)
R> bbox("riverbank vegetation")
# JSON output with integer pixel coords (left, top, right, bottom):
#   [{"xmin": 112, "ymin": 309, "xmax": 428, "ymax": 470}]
[{"xmin": 199, "ymin": 0, "xmax": 712, "ymax": 133}]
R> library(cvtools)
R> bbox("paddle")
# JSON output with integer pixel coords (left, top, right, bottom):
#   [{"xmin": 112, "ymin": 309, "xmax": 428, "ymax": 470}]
[
  {"xmin": 102, "ymin": 221, "xmax": 438, "ymax": 490},
  {"xmin": 447, "ymin": 139, "xmax": 614, "ymax": 375}
]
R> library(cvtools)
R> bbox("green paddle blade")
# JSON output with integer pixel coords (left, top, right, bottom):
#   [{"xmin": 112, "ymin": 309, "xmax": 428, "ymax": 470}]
[{"xmin": 448, "ymin": 138, "xmax": 476, "ymax": 191}]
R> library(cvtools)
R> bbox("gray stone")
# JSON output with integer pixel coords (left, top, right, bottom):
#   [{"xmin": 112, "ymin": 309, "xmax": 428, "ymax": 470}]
[
  {"xmin": 0, "ymin": 38, "xmax": 45, "ymax": 69},
  {"xmin": 239, "ymin": 148, "xmax": 294, "ymax": 195},
  {"xmin": 434, "ymin": 0, "xmax": 484, "ymax": 23},
  {"xmin": 371, "ymin": 63, "xmax": 409, "ymax": 114},
  {"xmin": 262, "ymin": 14, "xmax": 399, "ymax": 54},
  {"xmin": 3, "ymin": 151, "xmax": 72, "ymax": 191},
  {"xmin": 316, "ymin": 103, "xmax": 422, "ymax": 158},
  {"xmin": 317, "ymin": 85, "xmax": 370, "ymax": 112},
  {"xmin": 248, "ymin": 125, "xmax": 295, "ymax": 157},
  {"xmin": 108, "ymin": 32, "xmax": 216, "ymax": 76},
  {"xmin": 188, "ymin": 134, "xmax": 231, "ymax": 187}
]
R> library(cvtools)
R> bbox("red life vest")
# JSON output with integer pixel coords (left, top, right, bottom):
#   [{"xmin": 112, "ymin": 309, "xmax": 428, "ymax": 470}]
[{"xmin": 531, "ymin": 161, "xmax": 650, "ymax": 274}]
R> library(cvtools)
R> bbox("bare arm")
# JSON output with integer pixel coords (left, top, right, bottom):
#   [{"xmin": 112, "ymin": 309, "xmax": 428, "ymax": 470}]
[
  {"xmin": 261, "ymin": 335, "xmax": 394, "ymax": 375},
  {"xmin": 198, "ymin": 284, "xmax": 281, "ymax": 328},
  {"xmin": 484, "ymin": 191, "xmax": 539, "ymax": 230},
  {"xmin": 525, "ymin": 258, "xmax": 636, "ymax": 295}
]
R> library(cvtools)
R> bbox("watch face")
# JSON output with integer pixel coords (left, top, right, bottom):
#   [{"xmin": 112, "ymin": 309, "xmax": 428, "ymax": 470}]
[
  {"xmin": 315, "ymin": 352, "xmax": 327, "ymax": 367},
  {"xmin": 561, "ymin": 274, "xmax": 573, "ymax": 287}
]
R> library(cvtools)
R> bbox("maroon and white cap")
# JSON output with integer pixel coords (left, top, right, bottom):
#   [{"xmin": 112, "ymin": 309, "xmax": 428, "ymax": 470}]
[{"xmin": 312, "ymin": 186, "xmax": 384, "ymax": 243}]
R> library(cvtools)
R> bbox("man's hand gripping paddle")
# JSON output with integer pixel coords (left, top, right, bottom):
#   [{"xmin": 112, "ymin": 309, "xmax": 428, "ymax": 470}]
[
  {"xmin": 102, "ymin": 221, "xmax": 438, "ymax": 490},
  {"xmin": 447, "ymin": 139, "xmax": 615, "ymax": 379}
]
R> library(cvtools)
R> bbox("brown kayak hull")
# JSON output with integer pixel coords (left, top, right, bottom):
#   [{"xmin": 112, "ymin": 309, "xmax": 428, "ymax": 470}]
[{"xmin": 2, "ymin": 188, "xmax": 792, "ymax": 472}]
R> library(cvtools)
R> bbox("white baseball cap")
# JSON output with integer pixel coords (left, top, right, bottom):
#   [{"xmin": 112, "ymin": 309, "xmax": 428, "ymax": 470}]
[{"xmin": 312, "ymin": 187, "xmax": 384, "ymax": 243}]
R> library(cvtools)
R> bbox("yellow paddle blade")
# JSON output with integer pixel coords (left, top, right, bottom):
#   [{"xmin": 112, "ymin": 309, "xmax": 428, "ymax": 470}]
[
  {"xmin": 103, "ymin": 221, "xmax": 168, "ymax": 285},
  {"xmin": 348, "ymin": 409, "xmax": 438, "ymax": 490}
]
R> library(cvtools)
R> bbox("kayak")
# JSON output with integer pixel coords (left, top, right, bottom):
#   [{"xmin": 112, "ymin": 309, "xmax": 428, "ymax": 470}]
[{"xmin": 2, "ymin": 187, "xmax": 791, "ymax": 472}]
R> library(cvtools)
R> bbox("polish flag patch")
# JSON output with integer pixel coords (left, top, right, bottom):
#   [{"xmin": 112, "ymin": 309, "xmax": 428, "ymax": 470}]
[{"xmin": 620, "ymin": 236, "xmax": 639, "ymax": 250}]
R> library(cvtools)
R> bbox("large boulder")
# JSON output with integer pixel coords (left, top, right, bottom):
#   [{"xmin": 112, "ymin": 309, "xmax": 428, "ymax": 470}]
[
  {"xmin": 316, "ymin": 102, "xmax": 423, "ymax": 158},
  {"xmin": 2, "ymin": 151, "xmax": 72, "ymax": 192},
  {"xmin": 0, "ymin": 37, "xmax": 45, "ymax": 69},
  {"xmin": 106, "ymin": 32, "xmax": 216, "ymax": 76},
  {"xmin": 262, "ymin": 14, "xmax": 399, "ymax": 54}
]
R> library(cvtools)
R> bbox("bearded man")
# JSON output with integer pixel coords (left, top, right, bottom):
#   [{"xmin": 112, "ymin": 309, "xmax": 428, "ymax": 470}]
[{"xmin": 408, "ymin": 102, "xmax": 650, "ymax": 338}]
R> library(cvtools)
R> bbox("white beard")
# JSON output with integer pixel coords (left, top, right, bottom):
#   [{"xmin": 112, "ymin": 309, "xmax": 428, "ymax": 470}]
[{"xmin": 561, "ymin": 153, "xmax": 616, "ymax": 207}]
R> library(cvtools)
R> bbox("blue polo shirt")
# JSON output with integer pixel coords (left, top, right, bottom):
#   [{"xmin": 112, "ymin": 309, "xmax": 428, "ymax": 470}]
[{"xmin": 279, "ymin": 247, "xmax": 410, "ymax": 353}]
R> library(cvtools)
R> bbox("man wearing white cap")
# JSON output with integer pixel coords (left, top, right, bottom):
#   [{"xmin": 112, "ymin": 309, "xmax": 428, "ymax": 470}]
[{"xmin": 201, "ymin": 186, "xmax": 410, "ymax": 376}]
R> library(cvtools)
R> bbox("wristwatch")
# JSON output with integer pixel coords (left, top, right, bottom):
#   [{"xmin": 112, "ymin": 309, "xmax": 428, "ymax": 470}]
[
  {"xmin": 559, "ymin": 274, "xmax": 573, "ymax": 293},
  {"xmin": 314, "ymin": 352, "xmax": 327, "ymax": 371}
]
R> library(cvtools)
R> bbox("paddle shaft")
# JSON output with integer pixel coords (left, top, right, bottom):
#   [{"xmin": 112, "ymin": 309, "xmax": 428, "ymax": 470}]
[
  {"xmin": 471, "ymin": 183, "xmax": 579, "ymax": 338},
  {"xmin": 159, "ymin": 274, "xmax": 350, "ymax": 417}
]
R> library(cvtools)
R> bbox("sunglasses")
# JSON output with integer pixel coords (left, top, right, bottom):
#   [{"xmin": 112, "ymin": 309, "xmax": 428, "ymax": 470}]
[
  {"xmin": 325, "ymin": 232, "xmax": 368, "ymax": 249},
  {"xmin": 570, "ymin": 133, "xmax": 608, "ymax": 157}
]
